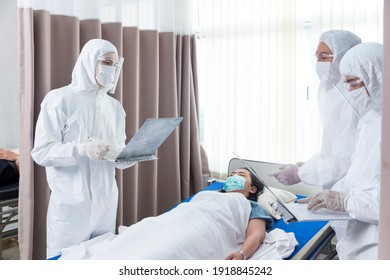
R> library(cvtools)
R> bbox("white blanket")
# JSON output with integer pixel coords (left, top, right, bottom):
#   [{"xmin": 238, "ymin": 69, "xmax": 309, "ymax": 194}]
[{"xmin": 60, "ymin": 191, "xmax": 297, "ymax": 260}]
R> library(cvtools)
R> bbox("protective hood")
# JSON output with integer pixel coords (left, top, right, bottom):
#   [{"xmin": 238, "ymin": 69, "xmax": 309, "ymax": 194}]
[
  {"xmin": 339, "ymin": 42, "xmax": 383, "ymax": 116},
  {"xmin": 70, "ymin": 39, "xmax": 118, "ymax": 92},
  {"xmin": 319, "ymin": 30, "xmax": 362, "ymax": 88}
]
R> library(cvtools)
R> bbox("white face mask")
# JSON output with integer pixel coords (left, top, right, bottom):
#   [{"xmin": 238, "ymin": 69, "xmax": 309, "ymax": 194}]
[
  {"xmin": 344, "ymin": 87, "xmax": 373, "ymax": 119},
  {"xmin": 96, "ymin": 64, "xmax": 116, "ymax": 89},
  {"xmin": 316, "ymin": 62, "xmax": 331, "ymax": 83}
]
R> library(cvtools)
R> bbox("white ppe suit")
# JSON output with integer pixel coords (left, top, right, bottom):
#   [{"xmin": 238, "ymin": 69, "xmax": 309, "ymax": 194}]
[
  {"xmin": 331, "ymin": 42, "xmax": 383, "ymax": 259},
  {"xmin": 31, "ymin": 39, "xmax": 126, "ymax": 258},
  {"xmin": 298, "ymin": 30, "xmax": 361, "ymax": 188}
]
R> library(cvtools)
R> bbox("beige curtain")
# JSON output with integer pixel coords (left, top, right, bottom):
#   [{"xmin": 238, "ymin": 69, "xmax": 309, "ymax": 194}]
[{"xmin": 18, "ymin": 8, "xmax": 203, "ymax": 260}]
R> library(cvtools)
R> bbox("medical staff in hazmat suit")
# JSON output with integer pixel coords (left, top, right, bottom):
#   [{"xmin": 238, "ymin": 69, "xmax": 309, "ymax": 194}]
[
  {"xmin": 270, "ymin": 30, "xmax": 361, "ymax": 189},
  {"xmin": 31, "ymin": 39, "xmax": 131, "ymax": 258},
  {"xmin": 299, "ymin": 42, "xmax": 383, "ymax": 259}
]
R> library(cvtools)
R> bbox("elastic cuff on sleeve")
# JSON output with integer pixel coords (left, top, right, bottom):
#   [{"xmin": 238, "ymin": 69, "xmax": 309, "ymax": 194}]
[
  {"xmin": 343, "ymin": 194, "xmax": 349, "ymax": 212},
  {"xmin": 74, "ymin": 143, "xmax": 85, "ymax": 158}
]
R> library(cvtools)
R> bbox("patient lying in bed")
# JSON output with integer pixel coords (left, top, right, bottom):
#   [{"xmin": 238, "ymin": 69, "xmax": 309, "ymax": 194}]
[{"xmin": 59, "ymin": 168, "xmax": 297, "ymax": 260}]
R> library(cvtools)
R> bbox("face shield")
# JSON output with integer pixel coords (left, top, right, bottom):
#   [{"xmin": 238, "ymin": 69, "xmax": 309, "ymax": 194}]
[
  {"xmin": 109, "ymin": 56, "xmax": 124, "ymax": 94},
  {"xmin": 332, "ymin": 83, "xmax": 372, "ymax": 119},
  {"xmin": 97, "ymin": 55, "xmax": 124, "ymax": 94}
]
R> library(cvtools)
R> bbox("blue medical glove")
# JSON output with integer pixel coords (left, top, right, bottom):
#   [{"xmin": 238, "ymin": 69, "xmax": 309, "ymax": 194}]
[
  {"xmin": 298, "ymin": 190, "xmax": 346, "ymax": 212},
  {"xmin": 269, "ymin": 164, "xmax": 301, "ymax": 185}
]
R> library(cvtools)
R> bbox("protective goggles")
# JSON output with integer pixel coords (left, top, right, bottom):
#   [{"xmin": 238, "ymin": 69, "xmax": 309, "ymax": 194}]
[
  {"xmin": 314, "ymin": 52, "xmax": 334, "ymax": 61},
  {"xmin": 343, "ymin": 78, "xmax": 363, "ymax": 90},
  {"xmin": 97, "ymin": 56, "xmax": 121, "ymax": 67}
]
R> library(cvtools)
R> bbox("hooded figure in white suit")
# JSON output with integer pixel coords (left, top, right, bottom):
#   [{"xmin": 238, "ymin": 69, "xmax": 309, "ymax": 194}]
[
  {"xmin": 31, "ymin": 39, "xmax": 130, "ymax": 258},
  {"xmin": 299, "ymin": 42, "xmax": 383, "ymax": 259},
  {"xmin": 271, "ymin": 30, "xmax": 361, "ymax": 189}
]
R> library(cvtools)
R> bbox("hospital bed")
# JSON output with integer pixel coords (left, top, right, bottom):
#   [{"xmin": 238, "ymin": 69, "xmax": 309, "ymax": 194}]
[
  {"xmin": 226, "ymin": 157, "xmax": 336, "ymax": 260},
  {"xmin": 197, "ymin": 181, "xmax": 335, "ymax": 260},
  {"xmin": 51, "ymin": 158, "xmax": 336, "ymax": 260},
  {"xmin": 0, "ymin": 182, "xmax": 19, "ymax": 259}
]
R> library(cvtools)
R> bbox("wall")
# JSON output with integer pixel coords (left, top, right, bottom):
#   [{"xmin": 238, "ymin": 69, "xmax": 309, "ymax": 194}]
[{"xmin": 0, "ymin": 0, "xmax": 19, "ymax": 149}]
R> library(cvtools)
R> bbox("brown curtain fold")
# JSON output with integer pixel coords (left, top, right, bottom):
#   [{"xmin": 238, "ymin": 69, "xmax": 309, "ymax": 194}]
[
  {"xmin": 18, "ymin": 9, "xmax": 202, "ymax": 260},
  {"xmin": 18, "ymin": 7, "xmax": 35, "ymax": 262}
]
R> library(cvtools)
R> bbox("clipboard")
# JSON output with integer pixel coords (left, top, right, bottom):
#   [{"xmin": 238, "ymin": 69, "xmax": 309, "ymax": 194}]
[{"xmin": 105, "ymin": 117, "xmax": 183, "ymax": 169}]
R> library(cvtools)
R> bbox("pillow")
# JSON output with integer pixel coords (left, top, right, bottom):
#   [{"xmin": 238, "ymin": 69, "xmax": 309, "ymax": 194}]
[{"xmin": 257, "ymin": 187, "xmax": 297, "ymax": 220}]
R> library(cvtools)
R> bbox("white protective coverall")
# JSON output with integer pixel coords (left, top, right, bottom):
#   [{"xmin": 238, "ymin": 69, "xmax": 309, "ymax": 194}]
[
  {"xmin": 331, "ymin": 42, "xmax": 383, "ymax": 259},
  {"xmin": 297, "ymin": 30, "xmax": 362, "ymax": 188},
  {"xmin": 31, "ymin": 39, "xmax": 126, "ymax": 258}
]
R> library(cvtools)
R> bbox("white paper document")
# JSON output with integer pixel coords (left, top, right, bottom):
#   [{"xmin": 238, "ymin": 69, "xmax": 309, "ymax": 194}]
[
  {"xmin": 284, "ymin": 202, "xmax": 352, "ymax": 222},
  {"xmin": 104, "ymin": 117, "xmax": 183, "ymax": 169}
]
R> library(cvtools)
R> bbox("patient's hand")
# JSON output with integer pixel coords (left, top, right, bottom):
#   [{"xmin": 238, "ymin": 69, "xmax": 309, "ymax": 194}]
[
  {"xmin": 0, "ymin": 148, "xmax": 19, "ymax": 162},
  {"xmin": 224, "ymin": 251, "xmax": 245, "ymax": 260}
]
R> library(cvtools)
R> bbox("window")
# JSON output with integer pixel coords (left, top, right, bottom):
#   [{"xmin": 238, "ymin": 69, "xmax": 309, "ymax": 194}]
[{"xmin": 194, "ymin": 0, "xmax": 383, "ymax": 177}]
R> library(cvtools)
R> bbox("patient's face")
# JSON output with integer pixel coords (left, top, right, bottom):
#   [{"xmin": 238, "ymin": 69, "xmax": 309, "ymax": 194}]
[{"xmin": 230, "ymin": 169, "xmax": 254, "ymax": 196}]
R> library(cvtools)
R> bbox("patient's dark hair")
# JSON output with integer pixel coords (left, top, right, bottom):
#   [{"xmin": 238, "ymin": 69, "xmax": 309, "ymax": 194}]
[
  {"xmin": 220, "ymin": 167, "xmax": 265, "ymax": 202},
  {"xmin": 243, "ymin": 167, "xmax": 264, "ymax": 202}
]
